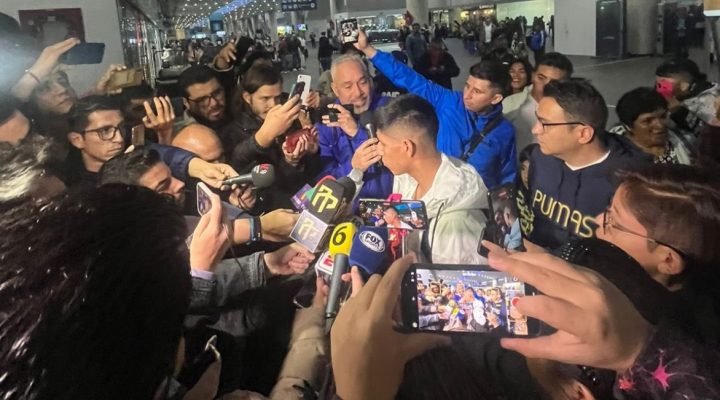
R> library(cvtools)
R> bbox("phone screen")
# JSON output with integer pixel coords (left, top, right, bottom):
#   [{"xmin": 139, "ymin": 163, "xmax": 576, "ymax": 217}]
[
  {"xmin": 479, "ymin": 185, "xmax": 524, "ymax": 256},
  {"xmin": 402, "ymin": 264, "xmax": 538, "ymax": 336},
  {"xmin": 358, "ymin": 199, "xmax": 428, "ymax": 230},
  {"xmin": 290, "ymin": 81, "xmax": 305, "ymax": 98},
  {"xmin": 340, "ymin": 19, "xmax": 360, "ymax": 44},
  {"xmin": 196, "ymin": 183, "xmax": 213, "ymax": 215},
  {"xmin": 131, "ymin": 125, "xmax": 145, "ymax": 146}
]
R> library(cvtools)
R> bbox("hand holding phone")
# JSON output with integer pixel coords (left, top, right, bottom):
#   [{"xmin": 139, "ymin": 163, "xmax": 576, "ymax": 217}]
[
  {"xmin": 400, "ymin": 264, "xmax": 540, "ymax": 336},
  {"xmin": 190, "ymin": 183, "xmax": 231, "ymax": 272},
  {"xmin": 340, "ymin": 19, "xmax": 360, "ymax": 44},
  {"xmin": 107, "ymin": 67, "xmax": 143, "ymax": 91},
  {"xmin": 60, "ymin": 42, "xmax": 105, "ymax": 65}
]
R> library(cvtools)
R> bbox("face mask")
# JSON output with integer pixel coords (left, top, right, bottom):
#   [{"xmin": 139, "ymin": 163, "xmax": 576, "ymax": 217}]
[{"xmin": 656, "ymin": 79, "xmax": 674, "ymax": 99}]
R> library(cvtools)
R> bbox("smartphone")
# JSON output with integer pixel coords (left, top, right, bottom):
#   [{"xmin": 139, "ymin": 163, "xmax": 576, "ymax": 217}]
[
  {"xmin": 289, "ymin": 81, "xmax": 305, "ymax": 100},
  {"xmin": 107, "ymin": 68, "xmax": 143, "ymax": 91},
  {"xmin": 296, "ymin": 74, "xmax": 312, "ymax": 105},
  {"xmin": 400, "ymin": 264, "xmax": 540, "ymax": 336},
  {"xmin": 131, "ymin": 124, "xmax": 145, "ymax": 146},
  {"xmin": 358, "ymin": 199, "xmax": 429, "ymax": 230},
  {"xmin": 285, "ymin": 128, "xmax": 309, "ymax": 153},
  {"xmin": 149, "ymin": 97, "xmax": 185, "ymax": 116},
  {"xmin": 61, "ymin": 42, "xmax": 105, "ymax": 65},
  {"xmin": 340, "ymin": 18, "xmax": 360, "ymax": 44},
  {"xmin": 478, "ymin": 184, "xmax": 524, "ymax": 257},
  {"xmin": 196, "ymin": 182, "xmax": 213, "ymax": 215}
]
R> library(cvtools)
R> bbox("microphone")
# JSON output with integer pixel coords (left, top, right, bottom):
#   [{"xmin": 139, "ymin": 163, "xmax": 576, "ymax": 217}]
[
  {"xmin": 289, "ymin": 176, "xmax": 356, "ymax": 252},
  {"xmin": 365, "ymin": 123, "xmax": 383, "ymax": 168},
  {"xmin": 326, "ymin": 222, "xmax": 357, "ymax": 324},
  {"xmin": 349, "ymin": 226, "xmax": 389, "ymax": 275},
  {"xmin": 222, "ymin": 164, "xmax": 275, "ymax": 188}
]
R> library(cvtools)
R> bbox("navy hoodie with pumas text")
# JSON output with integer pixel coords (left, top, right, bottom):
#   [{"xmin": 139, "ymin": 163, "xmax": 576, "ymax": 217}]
[{"xmin": 519, "ymin": 134, "xmax": 652, "ymax": 250}]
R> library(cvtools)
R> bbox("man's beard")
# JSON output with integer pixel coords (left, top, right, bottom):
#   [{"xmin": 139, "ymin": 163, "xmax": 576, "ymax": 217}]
[{"xmin": 190, "ymin": 108, "xmax": 227, "ymax": 130}]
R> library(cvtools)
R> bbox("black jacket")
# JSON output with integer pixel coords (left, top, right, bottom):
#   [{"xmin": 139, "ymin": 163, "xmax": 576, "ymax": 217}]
[
  {"xmin": 520, "ymin": 134, "xmax": 652, "ymax": 250},
  {"xmin": 221, "ymin": 110, "xmax": 321, "ymax": 211},
  {"xmin": 413, "ymin": 52, "xmax": 460, "ymax": 90},
  {"xmin": 318, "ymin": 36, "xmax": 334, "ymax": 58}
]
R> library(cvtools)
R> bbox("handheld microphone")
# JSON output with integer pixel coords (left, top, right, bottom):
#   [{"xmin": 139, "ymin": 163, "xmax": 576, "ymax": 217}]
[
  {"xmin": 365, "ymin": 123, "xmax": 383, "ymax": 168},
  {"xmin": 222, "ymin": 164, "xmax": 275, "ymax": 188},
  {"xmin": 289, "ymin": 176, "xmax": 357, "ymax": 252},
  {"xmin": 349, "ymin": 226, "xmax": 389, "ymax": 275},
  {"xmin": 326, "ymin": 222, "xmax": 357, "ymax": 325}
]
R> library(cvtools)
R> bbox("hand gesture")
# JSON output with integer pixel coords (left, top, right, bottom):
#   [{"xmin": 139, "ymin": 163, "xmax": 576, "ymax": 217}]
[
  {"xmin": 228, "ymin": 184, "xmax": 256, "ymax": 211},
  {"xmin": 215, "ymin": 38, "xmax": 238, "ymax": 70},
  {"xmin": 331, "ymin": 254, "xmax": 451, "ymax": 400},
  {"xmin": 188, "ymin": 159, "xmax": 239, "ymax": 189},
  {"xmin": 322, "ymin": 104, "xmax": 358, "ymax": 137},
  {"xmin": 486, "ymin": 250, "xmax": 651, "ymax": 373},
  {"xmin": 190, "ymin": 190, "xmax": 231, "ymax": 272},
  {"xmin": 306, "ymin": 126, "xmax": 320, "ymax": 155},
  {"xmin": 263, "ymin": 243, "xmax": 316, "ymax": 276},
  {"xmin": 257, "ymin": 95, "xmax": 302, "ymax": 145},
  {"xmin": 305, "ymin": 89, "xmax": 321, "ymax": 108},
  {"xmin": 143, "ymin": 96, "xmax": 176, "ymax": 144},
  {"xmin": 282, "ymin": 133, "xmax": 309, "ymax": 166},
  {"xmin": 29, "ymin": 38, "xmax": 80, "ymax": 80},
  {"xmin": 95, "ymin": 64, "xmax": 128, "ymax": 95},
  {"xmin": 260, "ymin": 209, "xmax": 299, "ymax": 242},
  {"xmin": 350, "ymin": 137, "xmax": 382, "ymax": 172},
  {"xmin": 353, "ymin": 29, "xmax": 377, "ymax": 58}
]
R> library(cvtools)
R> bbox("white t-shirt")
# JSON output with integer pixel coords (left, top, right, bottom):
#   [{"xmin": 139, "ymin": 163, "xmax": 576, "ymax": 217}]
[{"xmin": 484, "ymin": 24, "xmax": 493, "ymax": 43}]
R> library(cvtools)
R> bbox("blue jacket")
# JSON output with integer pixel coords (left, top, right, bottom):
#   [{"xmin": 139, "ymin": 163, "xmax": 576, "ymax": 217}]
[
  {"xmin": 314, "ymin": 95, "xmax": 394, "ymax": 200},
  {"xmin": 370, "ymin": 50, "xmax": 517, "ymax": 189}
]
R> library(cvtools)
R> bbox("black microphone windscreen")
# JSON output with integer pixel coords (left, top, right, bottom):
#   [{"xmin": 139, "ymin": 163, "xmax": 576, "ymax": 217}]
[
  {"xmin": 335, "ymin": 176, "xmax": 356, "ymax": 201},
  {"xmin": 251, "ymin": 164, "xmax": 275, "ymax": 188}
]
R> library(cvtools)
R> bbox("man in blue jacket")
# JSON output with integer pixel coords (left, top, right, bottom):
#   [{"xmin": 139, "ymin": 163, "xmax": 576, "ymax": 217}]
[
  {"xmin": 315, "ymin": 53, "xmax": 394, "ymax": 200},
  {"xmin": 354, "ymin": 30, "xmax": 517, "ymax": 189}
]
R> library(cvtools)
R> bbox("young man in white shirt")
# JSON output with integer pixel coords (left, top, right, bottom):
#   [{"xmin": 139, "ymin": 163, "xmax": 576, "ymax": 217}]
[{"xmin": 374, "ymin": 94, "xmax": 488, "ymax": 264}]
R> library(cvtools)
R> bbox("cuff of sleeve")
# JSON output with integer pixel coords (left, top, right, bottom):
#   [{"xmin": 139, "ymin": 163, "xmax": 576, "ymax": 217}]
[{"xmin": 190, "ymin": 268, "xmax": 215, "ymax": 280}]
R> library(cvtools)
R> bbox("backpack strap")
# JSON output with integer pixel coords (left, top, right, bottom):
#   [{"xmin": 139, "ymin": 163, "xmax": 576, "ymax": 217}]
[{"xmin": 461, "ymin": 114, "xmax": 504, "ymax": 162}]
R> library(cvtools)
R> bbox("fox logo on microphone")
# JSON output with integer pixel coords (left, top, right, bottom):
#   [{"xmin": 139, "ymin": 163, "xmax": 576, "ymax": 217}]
[{"xmin": 359, "ymin": 230, "xmax": 385, "ymax": 253}]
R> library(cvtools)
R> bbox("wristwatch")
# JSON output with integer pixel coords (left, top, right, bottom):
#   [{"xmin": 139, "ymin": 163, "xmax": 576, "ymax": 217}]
[{"xmin": 249, "ymin": 216, "xmax": 263, "ymax": 243}]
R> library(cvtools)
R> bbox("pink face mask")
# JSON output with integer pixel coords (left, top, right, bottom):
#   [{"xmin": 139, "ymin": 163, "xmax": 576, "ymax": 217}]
[{"xmin": 656, "ymin": 79, "xmax": 675, "ymax": 99}]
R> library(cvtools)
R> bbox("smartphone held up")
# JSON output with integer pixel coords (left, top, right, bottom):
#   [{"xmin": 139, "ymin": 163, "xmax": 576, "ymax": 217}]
[{"xmin": 400, "ymin": 264, "xmax": 540, "ymax": 337}]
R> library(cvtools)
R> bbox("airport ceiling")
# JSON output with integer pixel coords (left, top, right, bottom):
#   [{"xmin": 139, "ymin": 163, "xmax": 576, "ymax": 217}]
[{"xmin": 153, "ymin": 0, "xmax": 281, "ymax": 28}]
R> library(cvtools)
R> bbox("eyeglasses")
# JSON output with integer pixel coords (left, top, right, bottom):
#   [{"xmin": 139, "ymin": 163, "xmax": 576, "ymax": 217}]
[
  {"xmin": 83, "ymin": 124, "xmax": 124, "ymax": 141},
  {"xmin": 602, "ymin": 208, "xmax": 688, "ymax": 259},
  {"xmin": 535, "ymin": 113, "xmax": 586, "ymax": 132},
  {"xmin": 187, "ymin": 88, "xmax": 224, "ymax": 106}
]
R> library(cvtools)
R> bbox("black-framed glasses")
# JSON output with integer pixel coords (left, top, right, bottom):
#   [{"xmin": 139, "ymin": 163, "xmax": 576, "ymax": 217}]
[
  {"xmin": 535, "ymin": 113, "xmax": 587, "ymax": 132},
  {"xmin": 602, "ymin": 208, "xmax": 688, "ymax": 259},
  {"xmin": 187, "ymin": 88, "xmax": 225, "ymax": 106},
  {"xmin": 82, "ymin": 124, "xmax": 124, "ymax": 141}
]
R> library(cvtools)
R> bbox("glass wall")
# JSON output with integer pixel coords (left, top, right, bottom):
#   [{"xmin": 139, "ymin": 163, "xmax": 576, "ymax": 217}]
[{"xmin": 116, "ymin": 0, "xmax": 164, "ymax": 84}]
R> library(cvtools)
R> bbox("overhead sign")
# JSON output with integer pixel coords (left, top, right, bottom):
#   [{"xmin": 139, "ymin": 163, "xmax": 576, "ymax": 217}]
[{"xmin": 281, "ymin": 0, "xmax": 317, "ymax": 11}]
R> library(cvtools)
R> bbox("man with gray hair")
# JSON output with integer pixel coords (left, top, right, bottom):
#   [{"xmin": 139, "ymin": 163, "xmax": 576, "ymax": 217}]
[{"xmin": 315, "ymin": 53, "xmax": 394, "ymax": 201}]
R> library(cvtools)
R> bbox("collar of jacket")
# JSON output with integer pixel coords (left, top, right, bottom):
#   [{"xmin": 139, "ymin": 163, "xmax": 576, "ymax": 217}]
[
  {"xmin": 235, "ymin": 108, "xmax": 264, "ymax": 132},
  {"xmin": 472, "ymin": 102, "xmax": 503, "ymax": 125}
]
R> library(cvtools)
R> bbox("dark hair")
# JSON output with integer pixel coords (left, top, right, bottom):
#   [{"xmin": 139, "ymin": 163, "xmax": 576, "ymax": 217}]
[
  {"xmin": 397, "ymin": 337, "xmax": 502, "ymax": 400},
  {"xmin": 616, "ymin": 87, "xmax": 668, "ymax": 128},
  {"xmin": 537, "ymin": 52, "xmax": 574, "ymax": 77},
  {"xmin": 0, "ymin": 184, "xmax": 190, "ymax": 400},
  {"xmin": 67, "ymin": 95, "xmax": 122, "ymax": 133},
  {"xmin": 619, "ymin": 165, "xmax": 720, "ymax": 284},
  {"xmin": 178, "ymin": 65, "xmax": 220, "ymax": 98},
  {"xmin": 508, "ymin": 57, "xmax": 533, "ymax": 86},
  {"xmin": 99, "ymin": 148, "xmax": 162, "ymax": 186},
  {"xmin": 241, "ymin": 63, "xmax": 282, "ymax": 95},
  {"xmin": 519, "ymin": 143, "xmax": 537, "ymax": 164},
  {"xmin": 469, "ymin": 59, "xmax": 511, "ymax": 96},
  {"xmin": 0, "ymin": 135, "xmax": 63, "ymax": 206},
  {"xmin": 373, "ymin": 94, "xmax": 439, "ymax": 142},
  {"xmin": 656, "ymin": 58, "xmax": 706, "ymax": 83},
  {"xmin": 543, "ymin": 78, "xmax": 608, "ymax": 139}
]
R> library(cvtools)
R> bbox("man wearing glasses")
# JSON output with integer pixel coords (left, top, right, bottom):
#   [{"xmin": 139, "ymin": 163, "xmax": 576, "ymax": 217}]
[
  {"xmin": 177, "ymin": 65, "xmax": 229, "ymax": 133},
  {"xmin": 521, "ymin": 79, "xmax": 651, "ymax": 250},
  {"xmin": 65, "ymin": 96, "xmax": 240, "ymax": 191}
]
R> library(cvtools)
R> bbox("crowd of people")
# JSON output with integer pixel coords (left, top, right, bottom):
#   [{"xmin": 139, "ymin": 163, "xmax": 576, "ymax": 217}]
[{"xmin": 1, "ymin": 8, "xmax": 720, "ymax": 400}]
